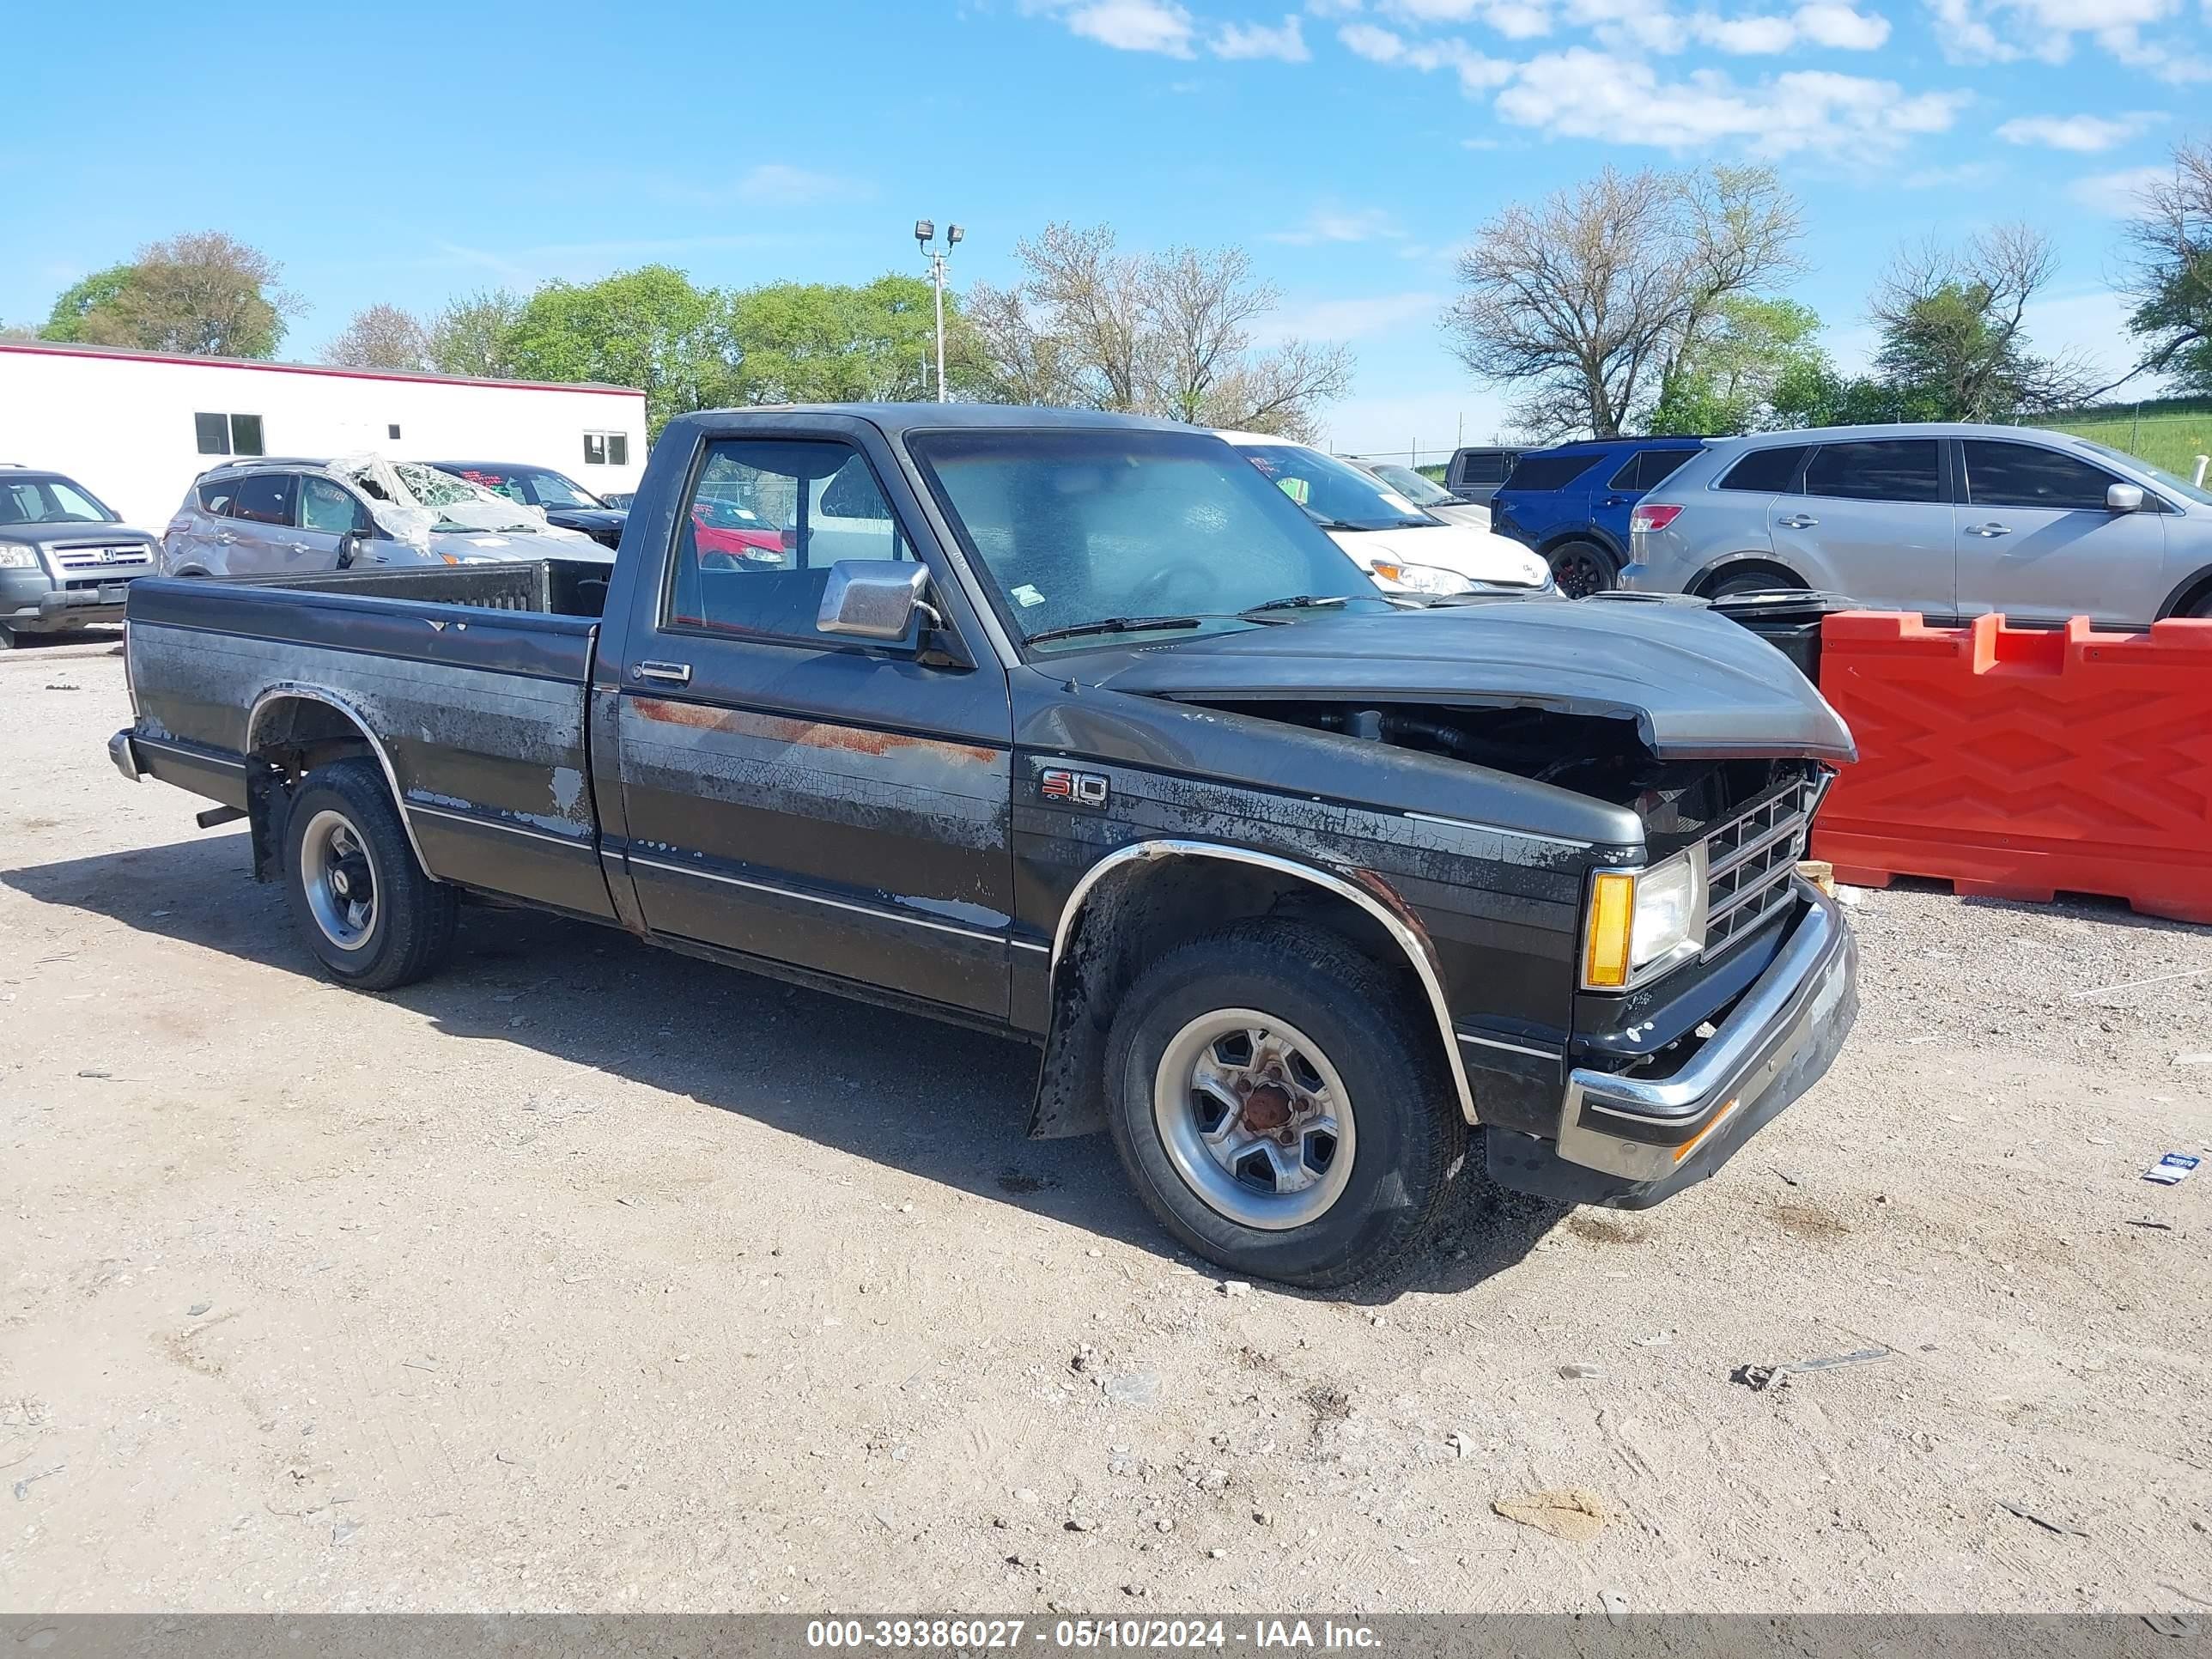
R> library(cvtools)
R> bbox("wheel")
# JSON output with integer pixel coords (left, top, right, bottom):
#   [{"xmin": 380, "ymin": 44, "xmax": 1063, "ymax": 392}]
[
  {"xmin": 2184, "ymin": 590, "xmax": 2212, "ymax": 620},
  {"xmin": 1706, "ymin": 567, "xmax": 1807, "ymax": 599},
  {"xmin": 1104, "ymin": 920, "xmax": 1467, "ymax": 1290},
  {"xmin": 0, "ymin": 624, "xmax": 15, "ymax": 650},
  {"xmin": 1546, "ymin": 541, "xmax": 1615, "ymax": 599},
  {"xmin": 282, "ymin": 757, "xmax": 457, "ymax": 991}
]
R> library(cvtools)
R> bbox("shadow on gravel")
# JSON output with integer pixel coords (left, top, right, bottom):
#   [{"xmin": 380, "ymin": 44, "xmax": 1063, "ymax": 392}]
[{"xmin": 5, "ymin": 830, "xmax": 1556, "ymax": 1299}]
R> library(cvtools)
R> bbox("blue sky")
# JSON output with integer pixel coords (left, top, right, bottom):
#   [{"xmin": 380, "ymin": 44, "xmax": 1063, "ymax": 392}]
[{"xmin": 6, "ymin": 0, "xmax": 2205, "ymax": 454}]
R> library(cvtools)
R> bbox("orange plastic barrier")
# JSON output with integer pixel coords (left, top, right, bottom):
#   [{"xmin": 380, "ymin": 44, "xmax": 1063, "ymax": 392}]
[{"xmin": 1811, "ymin": 611, "xmax": 2212, "ymax": 926}]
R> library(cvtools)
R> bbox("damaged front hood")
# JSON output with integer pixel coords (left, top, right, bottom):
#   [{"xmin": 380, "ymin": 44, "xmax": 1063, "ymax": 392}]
[{"xmin": 1080, "ymin": 594, "xmax": 1856, "ymax": 762}]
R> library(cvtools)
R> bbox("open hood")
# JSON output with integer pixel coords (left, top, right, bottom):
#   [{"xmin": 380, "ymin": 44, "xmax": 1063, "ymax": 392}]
[{"xmin": 1077, "ymin": 593, "xmax": 1856, "ymax": 763}]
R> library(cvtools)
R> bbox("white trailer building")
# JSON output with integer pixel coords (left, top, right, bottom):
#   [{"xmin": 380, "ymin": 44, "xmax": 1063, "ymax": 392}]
[{"xmin": 0, "ymin": 341, "xmax": 648, "ymax": 530}]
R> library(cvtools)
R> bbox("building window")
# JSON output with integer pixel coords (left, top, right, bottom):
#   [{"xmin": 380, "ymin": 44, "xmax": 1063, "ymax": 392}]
[
  {"xmin": 387, "ymin": 423, "xmax": 402, "ymax": 441},
  {"xmin": 583, "ymin": 430, "xmax": 629, "ymax": 466},
  {"xmin": 195, "ymin": 412, "xmax": 265, "ymax": 457}
]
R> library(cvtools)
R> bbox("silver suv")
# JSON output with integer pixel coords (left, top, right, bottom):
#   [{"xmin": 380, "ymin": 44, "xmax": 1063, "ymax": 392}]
[
  {"xmin": 162, "ymin": 458, "xmax": 608, "ymax": 579},
  {"xmin": 1620, "ymin": 422, "xmax": 2212, "ymax": 627}
]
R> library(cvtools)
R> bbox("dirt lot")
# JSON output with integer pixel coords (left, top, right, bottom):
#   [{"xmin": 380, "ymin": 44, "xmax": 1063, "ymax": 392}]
[{"xmin": 3, "ymin": 631, "xmax": 2210, "ymax": 1616}]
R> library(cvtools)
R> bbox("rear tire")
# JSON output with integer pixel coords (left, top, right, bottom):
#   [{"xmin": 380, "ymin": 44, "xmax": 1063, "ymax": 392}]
[
  {"xmin": 282, "ymin": 757, "xmax": 457, "ymax": 991},
  {"xmin": 1706, "ymin": 565, "xmax": 1808, "ymax": 599},
  {"xmin": 1547, "ymin": 540, "xmax": 1615, "ymax": 599},
  {"xmin": 1103, "ymin": 920, "xmax": 1468, "ymax": 1290}
]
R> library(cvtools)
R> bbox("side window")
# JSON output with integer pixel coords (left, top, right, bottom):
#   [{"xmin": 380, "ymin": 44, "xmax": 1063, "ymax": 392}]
[
  {"xmin": 195, "ymin": 478, "xmax": 238, "ymax": 517},
  {"xmin": 665, "ymin": 439, "xmax": 911, "ymax": 646},
  {"xmin": 300, "ymin": 476, "xmax": 366, "ymax": 534},
  {"xmin": 1607, "ymin": 454, "xmax": 1642, "ymax": 491},
  {"xmin": 1803, "ymin": 440, "xmax": 1942, "ymax": 503},
  {"xmin": 1962, "ymin": 441, "xmax": 2123, "ymax": 512},
  {"xmin": 1638, "ymin": 449, "xmax": 1695, "ymax": 489},
  {"xmin": 1502, "ymin": 453, "xmax": 1598, "ymax": 492},
  {"xmin": 230, "ymin": 473, "xmax": 295, "ymax": 526},
  {"xmin": 1719, "ymin": 445, "xmax": 1810, "ymax": 493}
]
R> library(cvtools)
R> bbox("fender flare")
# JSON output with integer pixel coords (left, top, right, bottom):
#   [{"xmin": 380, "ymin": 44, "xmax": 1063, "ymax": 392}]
[
  {"xmin": 245, "ymin": 682, "xmax": 434, "ymax": 877},
  {"xmin": 1689, "ymin": 551, "xmax": 1808, "ymax": 596},
  {"xmin": 2156, "ymin": 564, "xmax": 2212, "ymax": 620},
  {"xmin": 1537, "ymin": 526, "xmax": 1627, "ymax": 566},
  {"xmin": 1048, "ymin": 839, "xmax": 1481, "ymax": 1126}
]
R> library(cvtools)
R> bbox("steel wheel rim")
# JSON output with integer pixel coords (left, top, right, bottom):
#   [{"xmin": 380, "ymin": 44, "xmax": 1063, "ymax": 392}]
[
  {"xmin": 1152, "ymin": 1008, "xmax": 1357, "ymax": 1231},
  {"xmin": 301, "ymin": 808, "xmax": 378, "ymax": 952},
  {"xmin": 1553, "ymin": 548, "xmax": 1608, "ymax": 599}
]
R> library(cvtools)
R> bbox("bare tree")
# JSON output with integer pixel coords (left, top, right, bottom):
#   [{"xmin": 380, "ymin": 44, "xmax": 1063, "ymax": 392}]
[
  {"xmin": 321, "ymin": 303, "xmax": 432, "ymax": 372},
  {"xmin": 966, "ymin": 223, "xmax": 1352, "ymax": 437},
  {"xmin": 2118, "ymin": 137, "xmax": 2212, "ymax": 395},
  {"xmin": 1443, "ymin": 166, "xmax": 1804, "ymax": 440},
  {"xmin": 76, "ymin": 231, "xmax": 303, "ymax": 358},
  {"xmin": 1869, "ymin": 223, "xmax": 2097, "ymax": 418}
]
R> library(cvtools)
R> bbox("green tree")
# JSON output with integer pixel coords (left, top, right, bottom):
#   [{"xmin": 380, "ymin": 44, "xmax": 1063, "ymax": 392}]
[
  {"xmin": 725, "ymin": 275, "xmax": 948, "ymax": 404},
  {"xmin": 2119, "ymin": 137, "xmax": 2212, "ymax": 395},
  {"xmin": 44, "ymin": 233, "xmax": 298, "ymax": 358},
  {"xmin": 1866, "ymin": 225, "xmax": 2094, "ymax": 420},
  {"xmin": 40, "ymin": 265, "xmax": 136, "ymax": 343},
  {"xmin": 1649, "ymin": 296, "xmax": 1829, "ymax": 434},
  {"xmin": 427, "ymin": 289, "xmax": 525, "ymax": 379},
  {"xmin": 503, "ymin": 267, "xmax": 727, "ymax": 433}
]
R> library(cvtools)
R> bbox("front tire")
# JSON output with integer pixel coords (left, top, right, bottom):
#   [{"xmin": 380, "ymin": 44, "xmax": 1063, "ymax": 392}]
[
  {"xmin": 1104, "ymin": 920, "xmax": 1467, "ymax": 1290},
  {"xmin": 282, "ymin": 757, "xmax": 457, "ymax": 991}
]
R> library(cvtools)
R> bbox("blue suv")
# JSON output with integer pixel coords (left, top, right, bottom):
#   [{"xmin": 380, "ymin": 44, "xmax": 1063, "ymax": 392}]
[{"xmin": 1488, "ymin": 438, "xmax": 1707, "ymax": 598}]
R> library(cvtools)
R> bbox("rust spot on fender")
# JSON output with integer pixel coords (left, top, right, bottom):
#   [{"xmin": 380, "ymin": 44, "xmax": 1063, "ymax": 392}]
[{"xmin": 631, "ymin": 697, "xmax": 998, "ymax": 767}]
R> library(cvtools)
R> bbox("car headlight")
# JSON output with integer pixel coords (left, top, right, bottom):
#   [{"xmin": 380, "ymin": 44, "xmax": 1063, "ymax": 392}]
[
  {"xmin": 1368, "ymin": 558, "xmax": 1474, "ymax": 596},
  {"xmin": 1582, "ymin": 845, "xmax": 1708, "ymax": 989},
  {"xmin": 0, "ymin": 543, "xmax": 41, "ymax": 570}
]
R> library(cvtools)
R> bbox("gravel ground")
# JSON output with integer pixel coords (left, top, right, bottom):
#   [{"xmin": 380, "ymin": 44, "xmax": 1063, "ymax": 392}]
[{"xmin": 3, "ymin": 631, "xmax": 2210, "ymax": 1615}]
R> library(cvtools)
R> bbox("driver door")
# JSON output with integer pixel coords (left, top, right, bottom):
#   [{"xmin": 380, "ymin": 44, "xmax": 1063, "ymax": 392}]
[{"xmin": 612, "ymin": 424, "xmax": 1016, "ymax": 1019}]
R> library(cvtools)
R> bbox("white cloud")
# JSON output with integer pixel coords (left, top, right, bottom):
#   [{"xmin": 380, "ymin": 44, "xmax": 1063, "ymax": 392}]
[
  {"xmin": 1996, "ymin": 111, "xmax": 2164, "ymax": 150},
  {"xmin": 1213, "ymin": 12, "xmax": 1312, "ymax": 57},
  {"xmin": 732, "ymin": 164, "xmax": 858, "ymax": 205},
  {"xmin": 1686, "ymin": 3, "xmax": 1891, "ymax": 52},
  {"xmin": 1267, "ymin": 206, "xmax": 1406, "ymax": 243},
  {"xmin": 1257, "ymin": 291, "xmax": 1445, "ymax": 342},
  {"xmin": 1335, "ymin": 21, "xmax": 1510, "ymax": 84},
  {"xmin": 1794, "ymin": 3, "xmax": 1891, "ymax": 46},
  {"xmin": 1025, "ymin": 0, "xmax": 1197, "ymax": 54},
  {"xmin": 1923, "ymin": 0, "xmax": 2203, "ymax": 76},
  {"xmin": 2064, "ymin": 163, "xmax": 2170, "ymax": 216},
  {"xmin": 1304, "ymin": 0, "xmax": 1364, "ymax": 11},
  {"xmin": 1493, "ymin": 48, "xmax": 1966, "ymax": 155}
]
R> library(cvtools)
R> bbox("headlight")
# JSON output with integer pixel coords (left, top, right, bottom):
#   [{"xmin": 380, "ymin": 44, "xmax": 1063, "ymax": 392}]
[
  {"xmin": 1582, "ymin": 845, "xmax": 1708, "ymax": 989},
  {"xmin": 1368, "ymin": 558, "xmax": 1473, "ymax": 596},
  {"xmin": 0, "ymin": 543, "xmax": 41, "ymax": 569}
]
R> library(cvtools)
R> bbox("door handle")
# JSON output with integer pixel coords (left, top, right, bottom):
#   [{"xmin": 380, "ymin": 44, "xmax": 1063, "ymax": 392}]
[
  {"xmin": 289, "ymin": 542, "xmax": 312, "ymax": 553},
  {"xmin": 634, "ymin": 661, "xmax": 693, "ymax": 685},
  {"xmin": 215, "ymin": 531, "xmax": 237, "ymax": 544},
  {"xmin": 1777, "ymin": 514, "xmax": 1819, "ymax": 529},
  {"xmin": 1966, "ymin": 522, "xmax": 2014, "ymax": 538}
]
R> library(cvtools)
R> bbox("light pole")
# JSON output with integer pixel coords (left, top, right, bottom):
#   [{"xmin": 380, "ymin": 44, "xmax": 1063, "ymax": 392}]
[{"xmin": 915, "ymin": 219, "xmax": 963, "ymax": 404}]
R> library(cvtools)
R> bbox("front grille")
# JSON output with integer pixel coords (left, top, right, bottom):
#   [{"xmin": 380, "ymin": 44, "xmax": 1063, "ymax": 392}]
[
  {"xmin": 64, "ymin": 575, "xmax": 141, "ymax": 592},
  {"xmin": 1702, "ymin": 776, "xmax": 1816, "ymax": 952},
  {"xmin": 53, "ymin": 544, "xmax": 153, "ymax": 570}
]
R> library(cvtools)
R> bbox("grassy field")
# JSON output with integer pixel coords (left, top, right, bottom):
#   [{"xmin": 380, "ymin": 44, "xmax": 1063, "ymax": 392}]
[{"xmin": 2027, "ymin": 398, "xmax": 2212, "ymax": 478}]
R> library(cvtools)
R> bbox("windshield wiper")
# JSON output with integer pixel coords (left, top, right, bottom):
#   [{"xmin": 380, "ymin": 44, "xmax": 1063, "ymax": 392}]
[
  {"xmin": 1241, "ymin": 593, "xmax": 1350, "ymax": 617},
  {"xmin": 1024, "ymin": 614, "xmax": 1203, "ymax": 647}
]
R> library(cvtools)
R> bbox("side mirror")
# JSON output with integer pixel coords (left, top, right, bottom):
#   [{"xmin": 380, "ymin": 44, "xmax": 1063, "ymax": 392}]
[
  {"xmin": 2107, "ymin": 483, "xmax": 2146, "ymax": 513},
  {"xmin": 817, "ymin": 560, "xmax": 935, "ymax": 641},
  {"xmin": 336, "ymin": 531, "xmax": 367, "ymax": 569}
]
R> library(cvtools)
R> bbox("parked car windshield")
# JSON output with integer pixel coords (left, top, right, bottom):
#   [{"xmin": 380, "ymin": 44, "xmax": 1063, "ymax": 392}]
[
  {"xmin": 910, "ymin": 428, "xmax": 1389, "ymax": 652},
  {"xmin": 1237, "ymin": 442, "xmax": 1436, "ymax": 532},
  {"xmin": 0, "ymin": 474, "xmax": 116, "ymax": 526},
  {"xmin": 1363, "ymin": 462, "xmax": 1458, "ymax": 507},
  {"xmin": 453, "ymin": 466, "xmax": 604, "ymax": 511},
  {"xmin": 2078, "ymin": 441, "xmax": 2212, "ymax": 507}
]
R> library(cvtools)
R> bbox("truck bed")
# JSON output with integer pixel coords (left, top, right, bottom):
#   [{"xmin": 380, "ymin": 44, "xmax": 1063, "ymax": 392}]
[{"xmin": 121, "ymin": 563, "xmax": 615, "ymax": 922}]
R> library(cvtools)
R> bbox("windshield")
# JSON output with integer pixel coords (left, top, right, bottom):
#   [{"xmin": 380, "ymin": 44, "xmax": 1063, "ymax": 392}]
[
  {"xmin": 452, "ymin": 466, "xmax": 605, "ymax": 510},
  {"xmin": 387, "ymin": 461, "xmax": 543, "ymax": 532},
  {"xmin": 0, "ymin": 475, "xmax": 117, "ymax": 526},
  {"xmin": 910, "ymin": 428, "xmax": 1389, "ymax": 653},
  {"xmin": 1364, "ymin": 462, "xmax": 1456, "ymax": 507},
  {"xmin": 1237, "ymin": 443, "xmax": 1436, "ymax": 532},
  {"xmin": 2078, "ymin": 441, "xmax": 2212, "ymax": 508}
]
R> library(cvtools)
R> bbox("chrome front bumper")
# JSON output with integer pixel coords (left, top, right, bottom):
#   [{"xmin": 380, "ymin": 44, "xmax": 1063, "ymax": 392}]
[{"xmin": 1556, "ymin": 878, "xmax": 1856, "ymax": 1186}]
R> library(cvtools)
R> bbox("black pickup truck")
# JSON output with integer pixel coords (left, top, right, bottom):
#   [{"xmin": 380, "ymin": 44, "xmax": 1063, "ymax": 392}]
[{"xmin": 110, "ymin": 405, "xmax": 1858, "ymax": 1288}]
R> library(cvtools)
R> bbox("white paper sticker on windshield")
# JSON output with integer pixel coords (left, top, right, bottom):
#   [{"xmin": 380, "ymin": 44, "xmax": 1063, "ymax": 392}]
[
  {"xmin": 1378, "ymin": 491, "xmax": 1417, "ymax": 513},
  {"xmin": 1012, "ymin": 583, "xmax": 1046, "ymax": 608}
]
